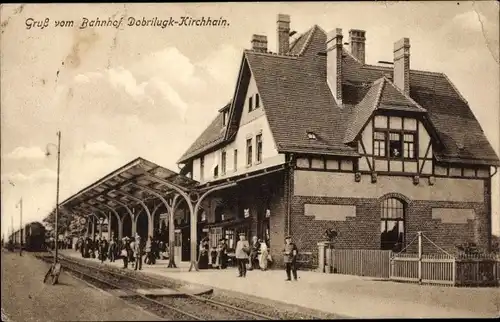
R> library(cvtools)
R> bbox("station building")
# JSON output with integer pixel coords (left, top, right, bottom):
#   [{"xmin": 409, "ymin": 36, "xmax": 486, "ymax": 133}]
[
  {"xmin": 56, "ymin": 14, "xmax": 499, "ymax": 269},
  {"xmin": 176, "ymin": 14, "xmax": 499, "ymax": 264}
]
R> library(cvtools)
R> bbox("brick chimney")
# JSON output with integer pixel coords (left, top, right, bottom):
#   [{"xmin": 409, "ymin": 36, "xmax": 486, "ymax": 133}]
[
  {"xmin": 349, "ymin": 29, "xmax": 366, "ymax": 64},
  {"xmin": 393, "ymin": 37, "xmax": 410, "ymax": 95},
  {"xmin": 277, "ymin": 14, "xmax": 290, "ymax": 54},
  {"xmin": 326, "ymin": 28, "xmax": 343, "ymax": 105},
  {"xmin": 251, "ymin": 34, "xmax": 268, "ymax": 52}
]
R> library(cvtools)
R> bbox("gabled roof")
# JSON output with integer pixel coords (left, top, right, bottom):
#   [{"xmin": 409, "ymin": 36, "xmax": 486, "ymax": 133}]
[
  {"xmin": 178, "ymin": 102, "xmax": 230, "ymax": 163},
  {"xmin": 344, "ymin": 77, "xmax": 426, "ymax": 143},
  {"xmin": 178, "ymin": 25, "xmax": 499, "ymax": 167}
]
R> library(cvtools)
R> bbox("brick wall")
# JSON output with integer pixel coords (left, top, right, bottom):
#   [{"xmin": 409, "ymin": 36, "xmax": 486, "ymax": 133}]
[
  {"xmin": 289, "ymin": 169, "xmax": 491, "ymax": 258},
  {"xmin": 268, "ymin": 170, "xmax": 287, "ymax": 267}
]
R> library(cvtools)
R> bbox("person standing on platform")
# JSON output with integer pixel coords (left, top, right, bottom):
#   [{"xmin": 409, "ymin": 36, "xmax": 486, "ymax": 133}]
[
  {"xmin": 108, "ymin": 237, "xmax": 116, "ymax": 262},
  {"xmin": 216, "ymin": 238, "xmax": 228, "ymax": 269},
  {"xmin": 248, "ymin": 236, "xmax": 260, "ymax": 270},
  {"xmin": 133, "ymin": 234, "xmax": 143, "ymax": 271},
  {"xmin": 235, "ymin": 233, "xmax": 250, "ymax": 277},
  {"xmin": 259, "ymin": 239, "xmax": 269, "ymax": 271},
  {"xmin": 283, "ymin": 235, "xmax": 298, "ymax": 281},
  {"xmin": 198, "ymin": 237, "xmax": 210, "ymax": 269},
  {"xmin": 121, "ymin": 237, "xmax": 130, "ymax": 269}
]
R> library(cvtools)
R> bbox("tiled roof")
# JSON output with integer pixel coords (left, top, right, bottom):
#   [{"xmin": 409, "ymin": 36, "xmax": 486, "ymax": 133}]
[
  {"xmin": 178, "ymin": 26, "xmax": 499, "ymax": 166},
  {"xmin": 343, "ymin": 78, "xmax": 385, "ymax": 143},
  {"xmin": 344, "ymin": 77, "xmax": 426, "ymax": 143},
  {"xmin": 288, "ymin": 27, "xmax": 314, "ymax": 55},
  {"xmin": 177, "ymin": 102, "xmax": 229, "ymax": 163}
]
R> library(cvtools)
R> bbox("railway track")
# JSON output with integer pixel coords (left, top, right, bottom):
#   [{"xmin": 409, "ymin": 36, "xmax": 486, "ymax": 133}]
[{"xmin": 34, "ymin": 252, "xmax": 275, "ymax": 320}]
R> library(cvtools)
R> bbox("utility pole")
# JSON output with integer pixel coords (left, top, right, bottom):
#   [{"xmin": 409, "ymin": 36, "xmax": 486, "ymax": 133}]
[
  {"xmin": 19, "ymin": 198, "xmax": 23, "ymax": 256},
  {"xmin": 54, "ymin": 131, "xmax": 61, "ymax": 264}
]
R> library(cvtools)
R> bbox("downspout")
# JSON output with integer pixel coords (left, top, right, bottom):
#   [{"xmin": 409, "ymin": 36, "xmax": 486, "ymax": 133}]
[
  {"xmin": 487, "ymin": 166, "xmax": 497, "ymax": 252},
  {"xmin": 287, "ymin": 153, "xmax": 294, "ymax": 236}
]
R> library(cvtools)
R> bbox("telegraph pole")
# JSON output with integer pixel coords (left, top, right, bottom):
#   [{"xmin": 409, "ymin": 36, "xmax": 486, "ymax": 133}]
[
  {"xmin": 19, "ymin": 198, "xmax": 23, "ymax": 256},
  {"xmin": 54, "ymin": 131, "xmax": 61, "ymax": 264}
]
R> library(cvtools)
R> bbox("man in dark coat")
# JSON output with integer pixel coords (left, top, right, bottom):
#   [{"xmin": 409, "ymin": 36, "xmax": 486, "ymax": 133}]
[
  {"xmin": 248, "ymin": 236, "xmax": 260, "ymax": 270},
  {"xmin": 283, "ymin": 235, "xmax": 298, "ymax": 281}
]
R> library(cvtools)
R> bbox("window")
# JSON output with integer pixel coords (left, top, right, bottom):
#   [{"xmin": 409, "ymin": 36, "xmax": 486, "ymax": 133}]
[
  {"xmin": 246, "ymin": 138, "xmax": 253, "ymax": 166},
  {"xmin": 222, "ymin": 111, "xmax": 228, "ymax": 126},
  {"xmin": 374, "ymin": 132, "xmax": 386, "ymax": 157},
  {"xmin": 389, "ymin": 133, "xmax": 402, "ymax": 158},
  {"xmin": 200, "ymin": 156, "xmax": 204, "ymax": 181},
  {"xmin": 248, "ymin": 96, "xmax": 253, "ymax": 112},
  {"xmin": 225, "ymin": 229, "xmax": 235, "ymax": 249},
  {"xmin": 255, "ymin": 94, "xmax": 260, "ymax": 108},
  {"xmin": 403, "ymin": 134, "xmax": 415, "ymax": 159},
  {"xmin": 213, "ymin": 165, "xmax": 218, "ymax": 178},
  {"xmin": 373, "ymin": 116, "xmax": 418, "ymax": 161},
  {"xmin": 380, "ymin": 197, "xmax": 405, "ymax": 252},
  {"xmin": 234, "ymin": 149, "xmax": 238, "ymax": 172},
  {"xmin": 221, "ymin": 151, "xmax": 227, "ymax": 175},
  {"xmin": 307, "ymin": 131, "xmax": 317, "ymax": 140},
  {"xmin": 256, "ymin": 134, "xmax": 263, "ymax": 163}
]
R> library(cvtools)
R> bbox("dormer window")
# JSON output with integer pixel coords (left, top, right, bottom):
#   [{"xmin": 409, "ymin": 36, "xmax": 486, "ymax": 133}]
[
  {"xmin": 373, "ymin": 116, "xmax": 417, "ymax": 161},
  {"xmin": 255, "ymin": 94, "xmax": 260, "ymax": 109},
  {"xmin": 307, "ymin": 131, "xmax": 317, "ymax": 140}
]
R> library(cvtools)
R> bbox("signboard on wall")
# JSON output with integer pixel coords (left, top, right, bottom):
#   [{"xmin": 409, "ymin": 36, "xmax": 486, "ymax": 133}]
[{"xmin": 266, "ymin": 209, "xmax": 270, "ymax": 218}]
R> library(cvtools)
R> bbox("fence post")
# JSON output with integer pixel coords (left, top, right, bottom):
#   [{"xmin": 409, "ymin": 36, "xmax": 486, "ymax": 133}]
[
  {"xmin": 418, "ymin": 231, "xmax": 422, "ymax": 285},
  {"xmin": 452, "ymin": 258, "xmax": 456, "ymax": 286}
]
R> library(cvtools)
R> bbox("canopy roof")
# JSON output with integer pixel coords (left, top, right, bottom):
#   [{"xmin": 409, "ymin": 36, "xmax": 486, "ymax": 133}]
[{"xmin": 57, "ymin": 157, "xmax": 198, "ymax": 218}]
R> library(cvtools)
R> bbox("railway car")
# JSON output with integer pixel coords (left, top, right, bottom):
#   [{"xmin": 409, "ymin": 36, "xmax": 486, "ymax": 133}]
[{"xmin": 24, "ymin": 222, "xmax": 47, "ymax": 252}]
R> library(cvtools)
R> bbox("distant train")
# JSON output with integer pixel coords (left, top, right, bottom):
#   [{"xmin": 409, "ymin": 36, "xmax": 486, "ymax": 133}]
[{"xmin": 7, "ymin": 222, "xmax": 47, "ymax": 252}]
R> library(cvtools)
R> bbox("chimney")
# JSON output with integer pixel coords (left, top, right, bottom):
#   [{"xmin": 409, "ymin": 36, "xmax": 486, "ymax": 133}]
[
  {"xmin": 326, "ymin": 28, "xmax": 343, "ymax": 105},
  {"xmin": 251, "ymin": 34, "xmax": 268, "ymax": 52},
  {"xmin": 277, "ymin": 14, "xmax": 290, "ymax": 54},
  {"xmin": 393, "ymin": 37, "xmax": 410, "ymax": 95},
  {"xmin": 349, "ymin": 29, "xmax": 366, "ymax": 64}
]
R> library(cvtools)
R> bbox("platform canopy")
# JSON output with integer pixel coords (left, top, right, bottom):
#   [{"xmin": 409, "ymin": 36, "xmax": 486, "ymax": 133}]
[{"xmin": 53, "ymin": 157, "xmax": 199, "ymax": 220}]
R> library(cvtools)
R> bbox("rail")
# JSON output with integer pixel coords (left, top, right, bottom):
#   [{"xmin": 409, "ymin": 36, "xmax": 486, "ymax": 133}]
[{"xmin": 40, "ymin": 250, "xmax": 274, "ymax": 320}]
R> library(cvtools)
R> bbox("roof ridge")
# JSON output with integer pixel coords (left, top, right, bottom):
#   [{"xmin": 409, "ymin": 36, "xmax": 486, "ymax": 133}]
[
  {"xmin": 343, "ymin": 47, "xmax": 364, "ymax": 65},
  {"xmin": 298, "ymin": 25, "xmax": 317, "ymax": 56},
  {"xmin": 244, "ymin": 49, "xmax": 299, "ymax": 59},
  {"xmin": 440, "ymin": 73, "xmax": 469, "ymax": 105},
  {"xmin": 373, "ymin": 77, "xmax": 386, "ymax": 110},
  {"xmin": 381, "ymin": 77, "xmax": 427, "ymax": 112},
  {"xmin": 363, "ymin": 63, "xmax": 447, "ymax": 77}
]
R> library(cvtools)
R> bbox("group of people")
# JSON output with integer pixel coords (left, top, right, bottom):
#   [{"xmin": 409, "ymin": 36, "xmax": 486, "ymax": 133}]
[
  {"xmin": 198, "ymin": 236, "xmax": 229, "ymax": 269},
  {"xmin": 234, "ymin": 233, "xmax": 298, "ymax": 281},
  {"xmin": 76, "ymin": 234, "xmax": 170, "ymax": 270},
  {"xmin": 77, "ymin": 231, "xmax": 299, "ymax": 282}
]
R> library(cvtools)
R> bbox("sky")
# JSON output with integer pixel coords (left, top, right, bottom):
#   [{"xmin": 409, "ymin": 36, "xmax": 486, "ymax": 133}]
[{"xmin": 1, "ymin": 2, "xmax": 499, "ymax": 238}]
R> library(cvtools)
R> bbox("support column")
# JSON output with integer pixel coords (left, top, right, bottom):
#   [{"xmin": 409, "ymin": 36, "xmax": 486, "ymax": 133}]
[
  {"xmin": 91, "ymin": 216, "xmax": 95, "ymax": 241},
  {"xmin": 102, "ymin": 196, "xmax": 135, "ymax": 239},
  {"xmin": 117, "ymin": 215, "xmax": 123, "ymax": 240},
  {"xmin": 114, "ymin": 191, "xmax": 151, "ymax": 238},
  {"xmin": 108, "ymin": 213, "xmax": 112, "ymax": 240},
  {"xmin": 129, "ymin": 183, "xmax": 178, "ymax": 268},
  {"xmin": 131, "ymin": 211, "xmax": 137, "ymax": 237},
  {"xmin": 99, "ymin": 219, "xmax": 103, "ymax": 238}
]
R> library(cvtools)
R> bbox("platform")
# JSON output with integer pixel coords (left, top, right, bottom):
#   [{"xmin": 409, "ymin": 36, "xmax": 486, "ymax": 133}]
[{"xmin": 59, "ymin": 250, "xmax": 499, "ymax": 318}]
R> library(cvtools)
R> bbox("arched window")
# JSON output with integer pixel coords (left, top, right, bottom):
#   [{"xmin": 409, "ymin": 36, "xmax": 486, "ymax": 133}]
[{"xmin": 380, "ymin": 197, "xmax": 405, "ymax": 252}]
